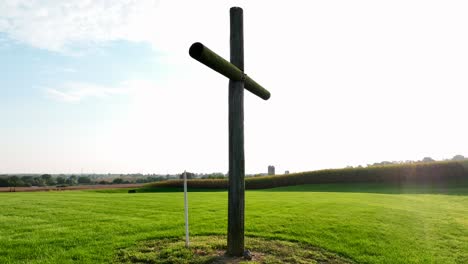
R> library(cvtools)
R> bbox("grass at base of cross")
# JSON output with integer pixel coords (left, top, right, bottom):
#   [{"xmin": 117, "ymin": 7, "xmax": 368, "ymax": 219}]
[{"xmin": 115, "ymin": 235, "xmax": 353, "ymax": 264}]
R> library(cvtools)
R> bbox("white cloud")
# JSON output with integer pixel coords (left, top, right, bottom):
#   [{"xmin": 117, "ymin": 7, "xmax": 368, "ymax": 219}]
[
  {"xmin": 45, "ymin": 81, "xmax": 129, "ymax": 102},
  {"xmin": 0, "ymin": 0, "xmax": 238, "ymax": 55},
  {"xmin": 62, "ymin": 67, "xmax": 76, "ymax": 73},
  {"xmin": 0, "ymin": 0, "xmax": 160, "ymax": 53},
  {"xmin": 39, "ymin": 66, "xmax": 77, "ymax": 75},
  {"xmin": 45, "ymin": 79, "xmax": 165, "ymax": 103}
]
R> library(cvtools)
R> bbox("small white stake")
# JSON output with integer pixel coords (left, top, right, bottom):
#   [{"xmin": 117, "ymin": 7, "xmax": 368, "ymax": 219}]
[{"xmin": 184, "ymin": 170, "xmax": 189, "ymax": 248}]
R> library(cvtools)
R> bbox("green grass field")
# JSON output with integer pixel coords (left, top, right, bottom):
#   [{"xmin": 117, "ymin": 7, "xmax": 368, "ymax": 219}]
[{"xmin": 1, "ymin": 184, "xmax": 467, "ymax": 263}]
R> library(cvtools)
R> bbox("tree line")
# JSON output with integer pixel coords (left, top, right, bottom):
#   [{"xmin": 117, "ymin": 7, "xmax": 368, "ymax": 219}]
[
  {"xmin": 0, "ymin": 174, "xmax": 168, "ymax": 188},
  {"xmin": 0, "ymin": 171, "xmax": 229, "ymax": 188}
]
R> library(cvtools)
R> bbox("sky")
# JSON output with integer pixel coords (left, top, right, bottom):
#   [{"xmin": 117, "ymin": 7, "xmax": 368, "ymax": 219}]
[{"xmin": 1, "ymin": 0, "xmax": 468, "ymax": 174}]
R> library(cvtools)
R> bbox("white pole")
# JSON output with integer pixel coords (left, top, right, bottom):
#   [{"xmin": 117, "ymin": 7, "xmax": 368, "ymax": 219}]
[{"xmin": 184, "ymin": 170, "xmax": 189, "ymax": 248}]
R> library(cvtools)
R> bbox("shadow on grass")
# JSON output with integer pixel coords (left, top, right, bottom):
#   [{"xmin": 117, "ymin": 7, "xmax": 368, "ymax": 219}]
[
  {"xmin": 137, "ymin": 187, "xmax": 227, "ymax": 193},
  {"xmin": 89, "ymin": 187, "xmax": 226, "ymax": 194},
  {"xmin": 100, "ymin": 182, "xmax": 468, "ymax": 196},
  {"xmin": 135, "ymin": 182, "xmax": 468, "ymax": 195},
  {"xmin": 257, "ymin": 182, "xmax": 468, "ymax": 195}
]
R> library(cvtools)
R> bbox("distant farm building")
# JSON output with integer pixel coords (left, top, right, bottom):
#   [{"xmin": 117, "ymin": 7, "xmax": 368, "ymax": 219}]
[{"xmin": 268, "ymin": 165, "xmax": 275, "ymax": 175}]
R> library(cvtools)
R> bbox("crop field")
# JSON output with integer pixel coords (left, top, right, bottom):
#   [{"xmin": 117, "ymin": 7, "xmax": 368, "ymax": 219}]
[{"xmin": 0, "ymin": 183, "xmax": 467, "ymax": 263}]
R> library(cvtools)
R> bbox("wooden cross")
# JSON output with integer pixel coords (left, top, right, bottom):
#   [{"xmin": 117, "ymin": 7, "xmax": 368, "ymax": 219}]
[{"xmin": 189, "ymin": 7, "xmax": 270, "ymax": 256}]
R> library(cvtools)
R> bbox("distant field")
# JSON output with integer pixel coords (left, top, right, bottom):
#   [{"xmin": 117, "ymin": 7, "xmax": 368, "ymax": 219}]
[
  {"xmin": 0, "ymin": 184, "xmax": 144, "ymax": 192},
  {"xmin": 0, "ymin": 183, "xmax": 467, "ymax": 263},
  {"xmin": 147, "ymin": 160, "xmax": 468, "ymax": 190}
]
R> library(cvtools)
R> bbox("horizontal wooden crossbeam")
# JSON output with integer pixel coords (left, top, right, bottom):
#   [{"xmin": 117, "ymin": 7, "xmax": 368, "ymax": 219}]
[{"xmin": 189, "ymin": 42, "xmax": 270, "ymax": 100}]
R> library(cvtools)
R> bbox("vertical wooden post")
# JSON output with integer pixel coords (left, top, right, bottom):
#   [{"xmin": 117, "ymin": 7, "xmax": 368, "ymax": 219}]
[
  {"xmin": 227, "ymin": 6, "xmax": 245, "ymax": 256},
  {"xmin": 183, "ymin": 171, "xmax": 189, "ymax": 248}
]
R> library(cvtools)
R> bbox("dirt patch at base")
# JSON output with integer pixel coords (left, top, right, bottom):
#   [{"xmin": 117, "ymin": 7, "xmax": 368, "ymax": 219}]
[{"xmin": 115, "ymin": 236, "xmax": 354, "ymax": 264}]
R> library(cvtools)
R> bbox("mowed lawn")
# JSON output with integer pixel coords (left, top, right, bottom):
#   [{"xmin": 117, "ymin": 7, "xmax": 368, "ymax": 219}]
[{"xmin": 0, "ymin": 184, "xmax": 467, "ymax": 263}]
